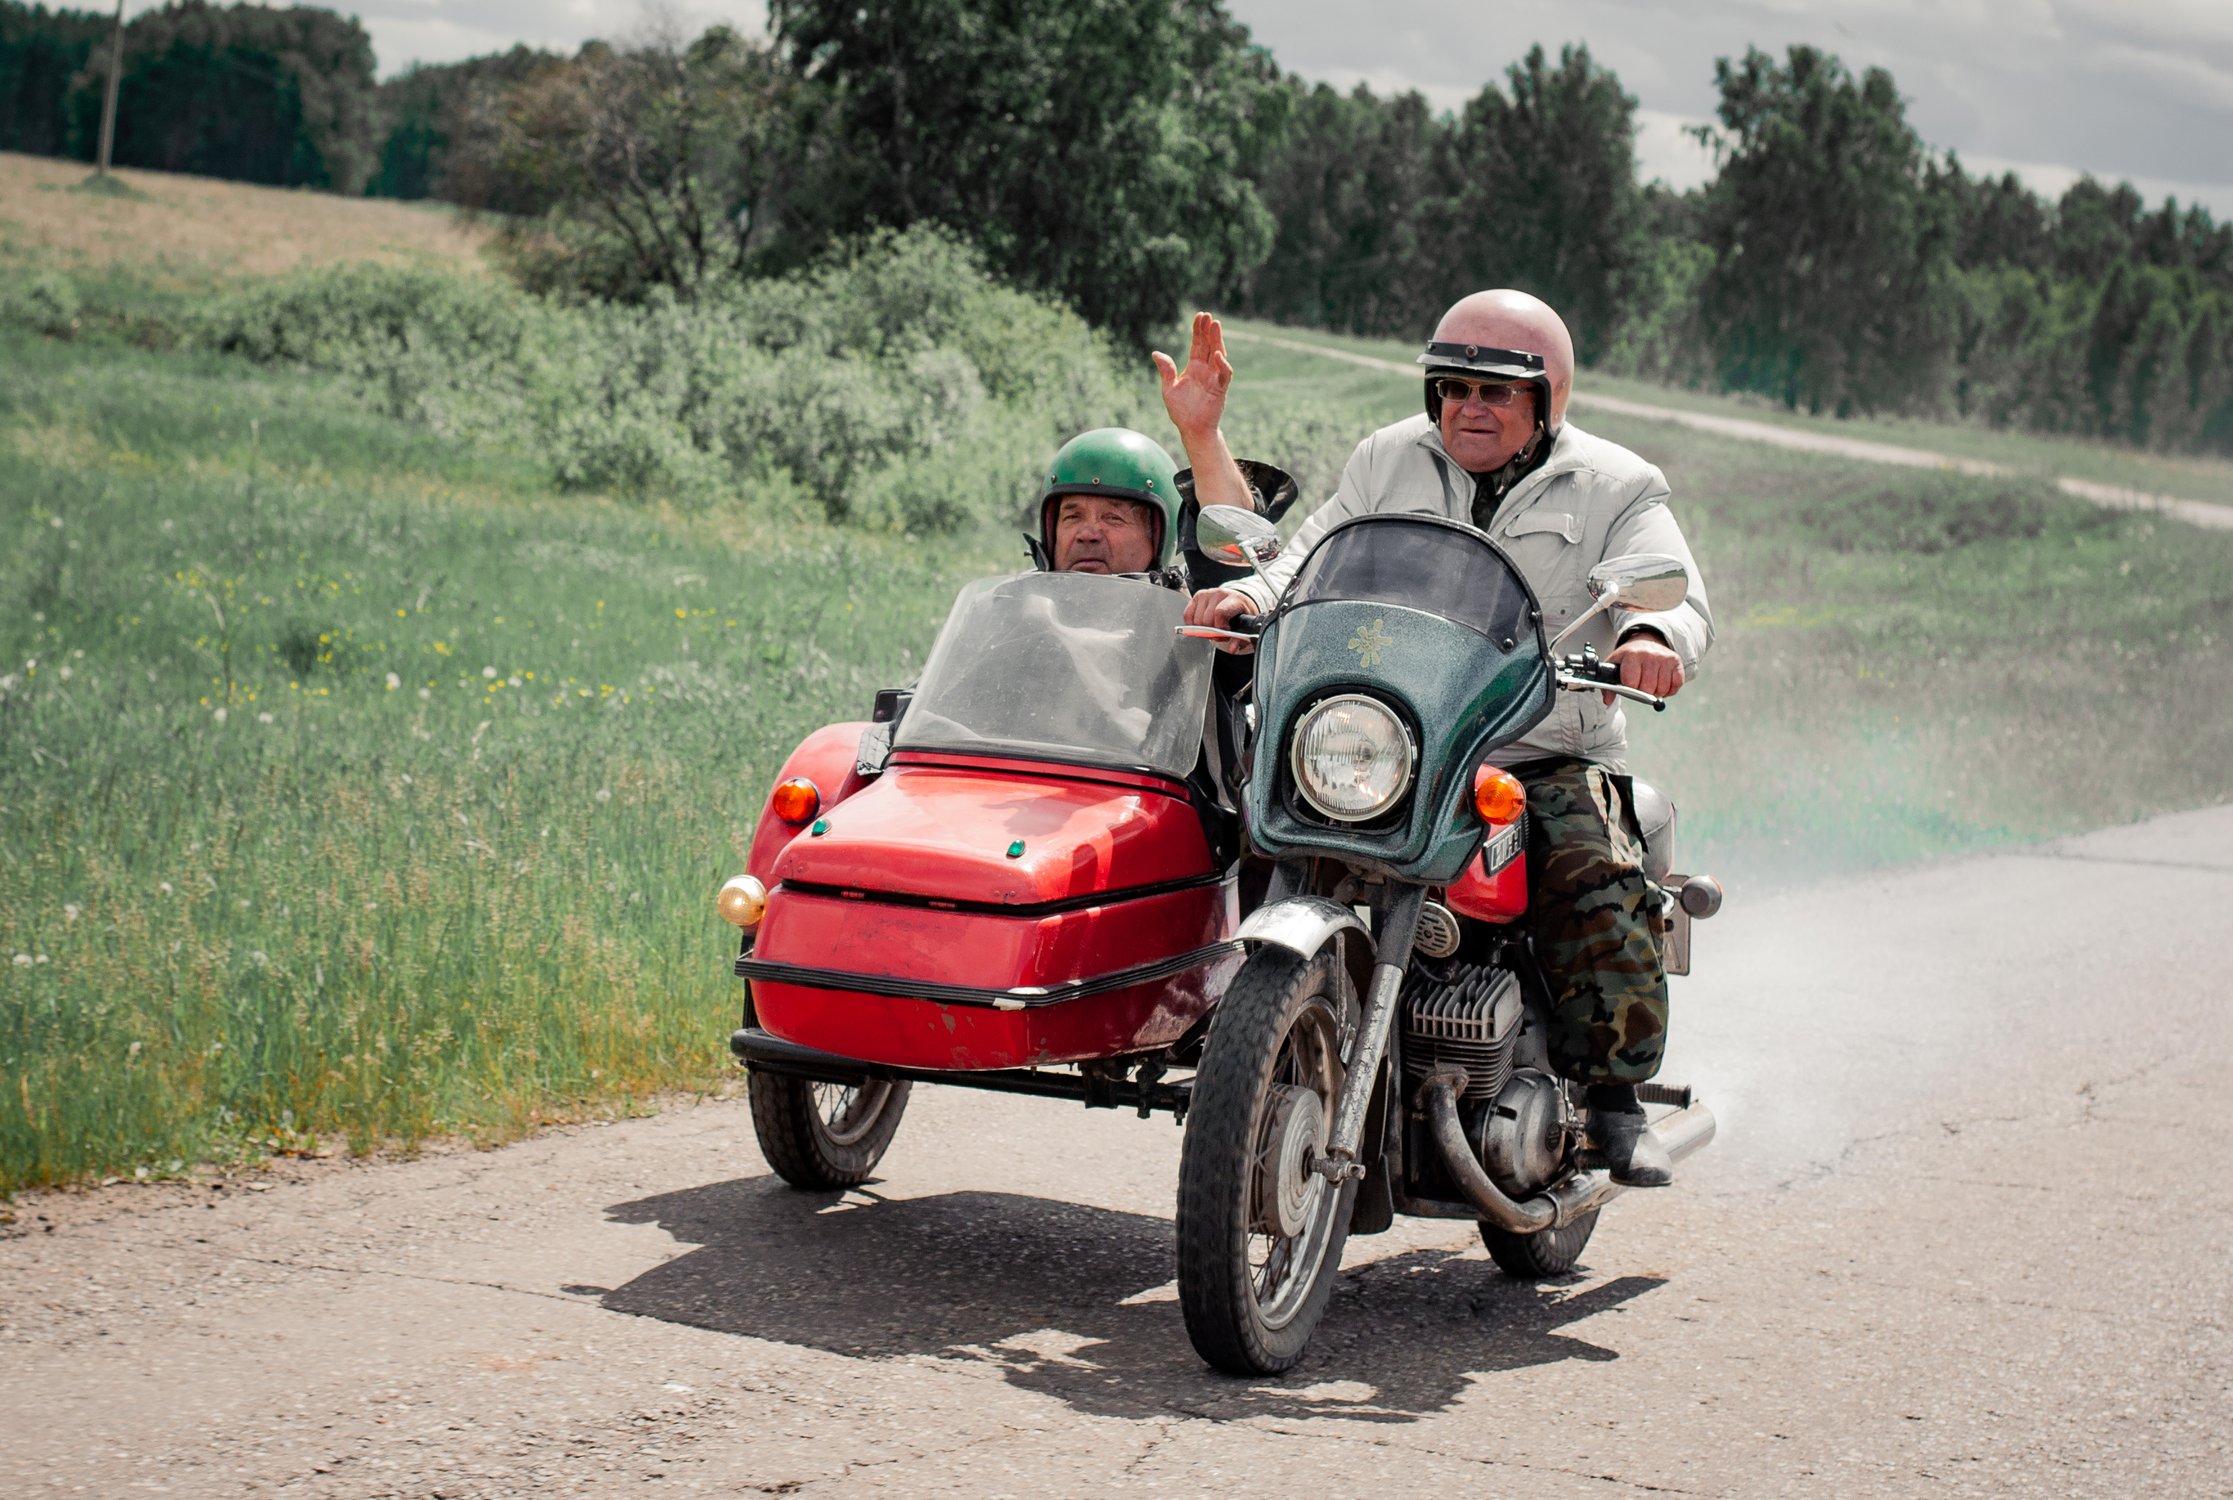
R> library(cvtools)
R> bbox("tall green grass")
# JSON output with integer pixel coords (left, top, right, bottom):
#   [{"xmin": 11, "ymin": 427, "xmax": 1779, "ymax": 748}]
[{"xmin": 0, "ymin": 333, "xmax": 1003, "ymax": 1189}]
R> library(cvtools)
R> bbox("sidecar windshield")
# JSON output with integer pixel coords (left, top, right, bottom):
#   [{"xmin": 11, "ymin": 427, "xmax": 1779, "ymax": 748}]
[
  {"xmin": 893, "ymin": 572, "xmax": 1213, "ymax": 781},
  {"xmin": 1286, "ymin": 515, "xmax": 1538, "ymax": 644}
]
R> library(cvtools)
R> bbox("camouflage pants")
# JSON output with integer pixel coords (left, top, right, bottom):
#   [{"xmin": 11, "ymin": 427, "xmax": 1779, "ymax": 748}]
[{"xmin": 1514, "ymin": 758, "xmax": 1667, "ymax": 1084}]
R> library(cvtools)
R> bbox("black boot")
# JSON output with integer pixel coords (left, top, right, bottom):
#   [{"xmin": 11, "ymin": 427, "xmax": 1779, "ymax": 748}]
[{"xmin": 1588, "ymin": 1085, "xmax": 1673, "ymax": 1188}]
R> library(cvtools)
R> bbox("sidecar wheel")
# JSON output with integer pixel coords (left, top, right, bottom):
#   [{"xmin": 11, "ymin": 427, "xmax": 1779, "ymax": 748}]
[
  {"xmin": 747, "ymin": 1073, "xmax": 910, "ymax": 1189},
  {"xmin": 1479, "ymin": 1209, "xmax": 1598, "ymax": 1279},
  {"xmin": 1177, "ymin": 946, "xmax": 1357, "ymax": 1376}
]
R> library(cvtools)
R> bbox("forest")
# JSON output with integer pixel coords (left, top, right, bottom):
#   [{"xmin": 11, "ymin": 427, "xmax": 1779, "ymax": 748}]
[{"xmin": 4, "ymin": 0, "xmax": 2230, "ymax": 455}]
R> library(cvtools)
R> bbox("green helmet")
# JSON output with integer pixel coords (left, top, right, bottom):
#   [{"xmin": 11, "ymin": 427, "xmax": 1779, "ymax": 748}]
[{"xmin": 1038, "ymin": 427, "xmax": 1180, "ymax": 570}]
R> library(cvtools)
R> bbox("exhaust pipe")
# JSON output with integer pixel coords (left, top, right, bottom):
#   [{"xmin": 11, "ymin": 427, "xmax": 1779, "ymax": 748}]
[{"xmin": 1419, "ymin": 1064, "xmax": 1717, "ymax": 1234}]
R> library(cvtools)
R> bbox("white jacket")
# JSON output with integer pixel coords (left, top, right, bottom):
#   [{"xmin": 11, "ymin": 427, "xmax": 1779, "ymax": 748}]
[{"xmin": 1233, "ymin": 415, "xmax": 1713, "ymax": 771}]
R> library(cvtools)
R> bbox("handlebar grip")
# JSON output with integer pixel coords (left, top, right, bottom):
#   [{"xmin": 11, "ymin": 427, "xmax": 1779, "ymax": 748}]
[
  {"xmin": 1231, "ymin": 613, "xmax": 1265, "ymax": 634},
  {"xmin": 1586, "ymin": 658, "xmax": 1624, "ymax": 684}
]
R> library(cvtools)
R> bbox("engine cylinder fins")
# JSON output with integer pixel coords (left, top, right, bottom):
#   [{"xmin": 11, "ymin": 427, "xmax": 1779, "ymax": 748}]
[
  {"xmin": 1399, "ymin": 961, "xmax": 1522, "ymax": 1101},
  {"xmin": 1414, "ymin": 900, "xmax": 1461, "ymax": 959}
]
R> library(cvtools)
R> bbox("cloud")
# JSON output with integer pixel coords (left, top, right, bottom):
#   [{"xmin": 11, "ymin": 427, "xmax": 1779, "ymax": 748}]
[
  {"xmin": 351, "ymin": 0, "xmax": 771, "ymax": 73},
  {"xmin": 1633, "ymin": 109, "xmax": 1717, "ymax": 194}
]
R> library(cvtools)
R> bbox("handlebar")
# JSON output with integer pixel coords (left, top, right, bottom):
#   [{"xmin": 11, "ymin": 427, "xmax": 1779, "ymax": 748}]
[
  {"xmin": 1175, "ymin": 609, "xmax": 1267, "ymax": 645},
  {"xmin": 1558, "ymin": 672, "xmax": 1666, "ymax": 712},
  {"xmin": 1554, "ymin": 646, "xmax": 1664, "ymax": 710},
  {"xmin": 1567, "ymin": 655, "xmax": 1624, "ymax": 685}
]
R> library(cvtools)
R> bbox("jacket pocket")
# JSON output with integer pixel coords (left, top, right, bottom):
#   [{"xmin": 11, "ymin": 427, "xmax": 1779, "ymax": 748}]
[{"xmin": 1501, "ymin": 511, "xmax": 1581, "ymax": 544}]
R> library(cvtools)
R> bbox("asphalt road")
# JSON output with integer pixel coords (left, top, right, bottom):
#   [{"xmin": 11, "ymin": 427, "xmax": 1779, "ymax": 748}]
[{"xmin": 4, "ymin": 807, "xmax": 2230, "ymax": 1498}]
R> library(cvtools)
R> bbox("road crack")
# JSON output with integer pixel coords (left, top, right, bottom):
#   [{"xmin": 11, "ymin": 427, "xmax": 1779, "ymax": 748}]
[{"xmin": 2023, "ymin": 849, "xmax": 2233, "ymax": 876}]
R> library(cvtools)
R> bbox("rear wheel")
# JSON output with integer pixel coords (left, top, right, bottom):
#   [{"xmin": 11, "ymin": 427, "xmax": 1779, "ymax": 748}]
[
  {"xmin": 1478, "ymin": 1209, "xmax": 1598, "ymax": 1279},
  {"xmin": 1177, "ymin": 946, "xmax": 1357, "ymax": 1375},
  {"xmin": 747, "ymin": 1073, "xmax": 910, "ymax": 1189}
]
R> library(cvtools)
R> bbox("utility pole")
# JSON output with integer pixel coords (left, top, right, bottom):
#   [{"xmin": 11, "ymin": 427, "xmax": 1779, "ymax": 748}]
[{"xmin": 95, "ymin": 0, "xmax": 125, "ymax": 178}]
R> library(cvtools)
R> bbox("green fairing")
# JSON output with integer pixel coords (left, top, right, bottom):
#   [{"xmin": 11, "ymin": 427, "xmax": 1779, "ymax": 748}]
[{"xmin": 1246, "ymin": 600, "xmax": 1555, "ymax": 882}]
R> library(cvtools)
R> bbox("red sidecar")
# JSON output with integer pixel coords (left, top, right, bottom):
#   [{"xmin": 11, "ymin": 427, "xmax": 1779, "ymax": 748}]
[{"xmin": 720, "ymin": 572, "xmax": 1243, "ymax": 1187}]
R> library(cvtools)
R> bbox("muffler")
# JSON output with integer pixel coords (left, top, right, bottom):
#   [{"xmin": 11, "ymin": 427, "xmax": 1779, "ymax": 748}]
[{"xmin": 1418, "ymin": 1064, "xmax": 1717, "ymax": 1234}]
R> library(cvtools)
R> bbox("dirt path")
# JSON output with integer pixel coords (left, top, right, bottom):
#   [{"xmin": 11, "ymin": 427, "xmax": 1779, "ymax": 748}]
[
  {"xmin": 4, "ymin": 806, "xmax": 2230, "ymax": 1497},
  {"xmin": 1228, "ymin": 327, "xmax": 2233, "ymax": 531}
]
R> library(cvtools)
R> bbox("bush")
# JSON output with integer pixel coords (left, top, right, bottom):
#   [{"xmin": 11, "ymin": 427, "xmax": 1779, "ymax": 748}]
[
  {"xmin": 1801, "ymin": 472, "xmax": 2097, "ymax": 554},
  {"xmin": 200, "ymin": 263, "xmax": 549, "ymax": 440},
  {"xmin": 0, "ymin": 270, "xmax": 81, "ymax": 339},
  {"xmin": 198, "ymin": 226, "xmax": 1146, "ymax": 529}
]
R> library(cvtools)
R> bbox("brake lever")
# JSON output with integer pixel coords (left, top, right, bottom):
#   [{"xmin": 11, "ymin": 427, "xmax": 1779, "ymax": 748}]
[
  {"xmin": 1556, "ymin": 672, "xmax": 1666, "ymax": 712},
  {"xmin": 1175, "ymin": 625, "xmax": 1260, "ymax": 643}
]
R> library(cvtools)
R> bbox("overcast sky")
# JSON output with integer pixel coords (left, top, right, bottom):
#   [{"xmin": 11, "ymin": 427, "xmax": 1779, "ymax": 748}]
[{"xmin": 323, "ymin": 0, "xmax": 2233, "ymax": 219}]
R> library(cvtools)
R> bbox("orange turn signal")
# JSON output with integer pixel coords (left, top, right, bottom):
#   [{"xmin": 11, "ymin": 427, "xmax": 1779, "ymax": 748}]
[
  {"xmin": 1473, "ymin": 765, "xmax": 1526, "ymax": 824},
  {"xmin": 770, "ymin": 776, "xmax": 821, "ymax": 825}
]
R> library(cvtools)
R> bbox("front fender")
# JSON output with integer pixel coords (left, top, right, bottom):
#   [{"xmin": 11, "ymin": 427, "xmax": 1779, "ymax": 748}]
[{"xmin": 1235, "ymin": 895, "xmax": 1374, "ymax": 962}]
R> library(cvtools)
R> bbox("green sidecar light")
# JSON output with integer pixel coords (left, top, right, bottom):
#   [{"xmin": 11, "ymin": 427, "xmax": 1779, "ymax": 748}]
[{"xmin": 1006, "ymin": 839, "xmax": 1025, "ymax": 858}]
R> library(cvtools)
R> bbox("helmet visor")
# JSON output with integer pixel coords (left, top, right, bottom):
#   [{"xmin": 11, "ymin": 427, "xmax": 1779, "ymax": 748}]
[{"xmin": 1416, "ymin": 341, "xmax": 1546, "ymax": 381}]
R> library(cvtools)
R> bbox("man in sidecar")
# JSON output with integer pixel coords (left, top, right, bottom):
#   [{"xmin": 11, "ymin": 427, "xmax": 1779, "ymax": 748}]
[
  {"xmin": 1027, "ymin": 312, "xmax": 1296, "ymax": 591},
  {"xmin": 1182, "ymin": 290, "xmax": 1714, "ymax": 1187}
]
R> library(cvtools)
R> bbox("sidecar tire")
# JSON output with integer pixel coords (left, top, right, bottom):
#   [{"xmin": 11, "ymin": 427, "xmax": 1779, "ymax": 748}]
[
  {"xmin": 1478, "ymin": 1208, "xmax": 1598, "ymax": 1279},
  {"xmin": 1177, "ymin": 946, "xmax": 1357, "ymax": 1376},
  {"xmin": 747, "ymin": 1073, "xmax": 910, "ymax": 1190}
]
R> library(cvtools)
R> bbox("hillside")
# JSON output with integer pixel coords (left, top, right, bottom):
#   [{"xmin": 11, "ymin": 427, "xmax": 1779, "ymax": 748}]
[{"xmin": 0, "ymin": 151, "xmax": 492, "ymax": 285}]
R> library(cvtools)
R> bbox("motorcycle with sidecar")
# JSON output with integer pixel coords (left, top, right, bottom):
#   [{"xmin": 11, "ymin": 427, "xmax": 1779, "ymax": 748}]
[{"xmin": 716, "ymin": 500, "xmax": 1722, "ymax": 1378}]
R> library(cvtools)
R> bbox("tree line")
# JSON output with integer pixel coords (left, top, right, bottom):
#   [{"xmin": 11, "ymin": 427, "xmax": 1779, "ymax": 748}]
[{"xmin": 4, "ymin": 1, "xmax": 2229, "ymax": 454}]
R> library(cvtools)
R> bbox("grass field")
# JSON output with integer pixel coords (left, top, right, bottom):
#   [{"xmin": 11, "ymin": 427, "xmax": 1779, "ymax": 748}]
[
  {"xmin": 0, "ymin": 333, "xmax": 993, "ymax": 1189},
  {"xmin": 0, "ymin": 150, "xmax": 492, "ymax": 288},
  {"xmin": 5, "ymin": 167, "xmax": 2233, "ymax": 1192}
]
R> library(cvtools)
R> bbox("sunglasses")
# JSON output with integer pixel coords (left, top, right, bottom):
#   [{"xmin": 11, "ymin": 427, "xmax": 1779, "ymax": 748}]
[{"xmin": 1433, "ymin": 377, "xmax": 1531, "ymax": 407}]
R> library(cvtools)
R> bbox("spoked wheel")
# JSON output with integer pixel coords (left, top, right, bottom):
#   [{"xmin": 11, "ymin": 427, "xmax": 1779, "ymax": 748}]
[
  {"xmin": 747, "ymin": 1073, "xmax": 911, "ymax": 1189},
  {"xmin": 1177, "ymin": 946, "xmax": 1357, "ymax": 1375},
  {"xmin": 1479, "ymin": 1208, "xmax": 1598, "ymax": 1279}
]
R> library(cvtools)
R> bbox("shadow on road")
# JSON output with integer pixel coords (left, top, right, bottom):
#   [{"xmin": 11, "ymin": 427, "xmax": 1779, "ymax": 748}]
[{"xmin": 594, "ymin": 1176, "xmax": 1664, "ymax": 1424}]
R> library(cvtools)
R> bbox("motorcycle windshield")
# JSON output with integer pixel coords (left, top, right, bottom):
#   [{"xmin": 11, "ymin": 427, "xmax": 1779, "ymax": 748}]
[
  {"xmin": 893, "ymin": 572, "xmax": 1212, "ymax": 781},
  {"xmin": 1285, "ymin": 514, "xmax": 1536, "ymax": 644}
]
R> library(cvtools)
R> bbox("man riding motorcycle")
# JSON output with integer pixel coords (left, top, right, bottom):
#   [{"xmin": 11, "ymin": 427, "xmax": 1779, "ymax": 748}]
[{"xmin": 1182, "ymin": 289, "xmax": 1714, "ymax": 1186}]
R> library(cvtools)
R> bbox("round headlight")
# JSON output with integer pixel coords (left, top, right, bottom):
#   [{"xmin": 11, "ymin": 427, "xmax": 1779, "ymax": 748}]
[
  {"xmin": 717, "ymin": 874, "xmax": 768, "ymax": 929},
  {"xmin": 1289, "ymin": 694, "xmax": 1414, "ymax": 822}
]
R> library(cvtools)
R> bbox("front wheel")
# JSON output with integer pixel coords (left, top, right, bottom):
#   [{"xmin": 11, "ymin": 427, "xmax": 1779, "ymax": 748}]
[
  {"xmin": 747, "ymin": 1073, "xmax": 910, "ymax": 1189},
  {"xmin": 1177, "ymin": 946, "xmax": 1357, "ymax": 1375}
]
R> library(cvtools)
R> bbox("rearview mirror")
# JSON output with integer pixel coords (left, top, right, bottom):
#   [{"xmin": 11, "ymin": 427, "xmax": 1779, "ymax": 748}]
[
  {"xmin": 1586, "ymin": 553, "xmax": 1689, "ymax": 613},
  {"xmin": 1549, "ymin": 553, "xmax": 1690, "ymax": 653},
  {"xmin": 1194, "ymin": 505, "xmax": 1282, "ymax": 577}
]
